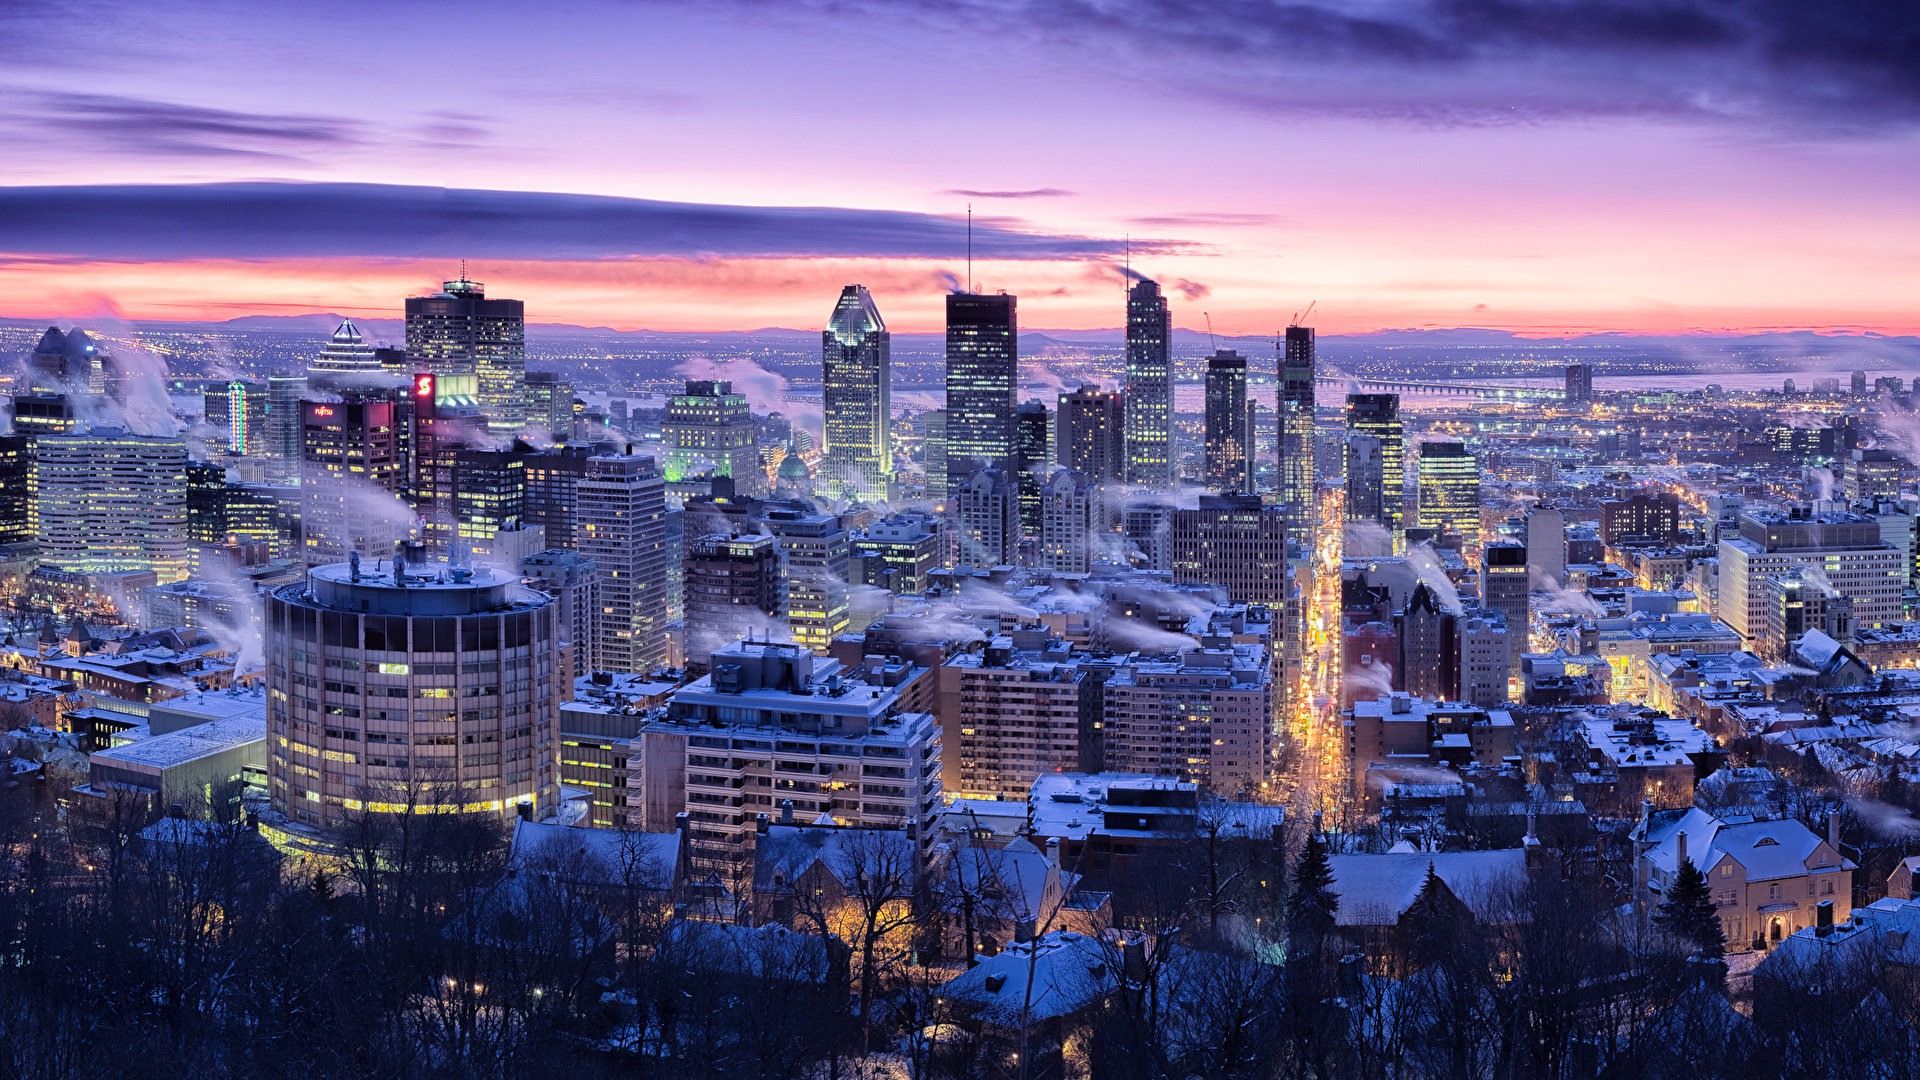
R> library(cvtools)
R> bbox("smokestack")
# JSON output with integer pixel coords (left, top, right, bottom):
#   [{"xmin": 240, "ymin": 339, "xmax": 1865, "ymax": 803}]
[{"xmin": 1827, "ymin": 809, "xmax": 1840, "ymax": 851}]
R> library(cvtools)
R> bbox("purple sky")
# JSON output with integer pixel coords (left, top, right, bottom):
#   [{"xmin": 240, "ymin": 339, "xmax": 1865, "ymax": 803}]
[{"xmin": 2, "ymin": 0, "xmax": 1918, "ymax": 334}]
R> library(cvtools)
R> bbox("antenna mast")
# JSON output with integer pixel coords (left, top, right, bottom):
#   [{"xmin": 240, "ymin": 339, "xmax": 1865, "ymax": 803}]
[{"xmin": 966, "ymin": 203, "xmax": 973, "ymax": 294}]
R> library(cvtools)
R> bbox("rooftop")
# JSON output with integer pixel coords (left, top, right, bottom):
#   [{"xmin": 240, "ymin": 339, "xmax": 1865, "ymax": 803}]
[{"xmin": 90, "ymin": 715, "xmax": 266, "ymax": 773}]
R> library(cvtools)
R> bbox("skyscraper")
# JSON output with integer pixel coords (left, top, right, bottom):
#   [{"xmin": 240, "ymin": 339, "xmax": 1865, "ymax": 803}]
[
  {"xmin": 1416, "ymin": 441, "xmax": 1480, "ymax": 542},
  {"xmin": 922, "ymin": 410, "xmax": 948, "ymax": 503},
  {"xmin": 0, "ymin": 435, "xmax": 31, "ymax": 546},
  {"xmin": 1344, "ymin": 434, "xmax": 1386, "ymax": 526},
  {"xmin": 1395, "ymin": 581, "xmax": 1456, "ymax": 700},
  {"xmin": 310, "ymin": 318, "xmax": 380, "ymax": 374},
  {"xmin": 1279, "ymin": 325, "xmax": 1316, "ymax": 525},
  {"xmin": 523, "ymin": 372, "xmax": 573, "ymax": 443},
  {"xmin": 405, "ymin": 276, "xmax": 526, "ymax": 436},
  {"xmin": 954, "ymin": 468, "xmax": 1020, "ymax": 569},
  {"xmin": 663, "ymin": 380, "xmax": 762, "ymax": 496},
  {"xmin": 1204, "ymin": 350, "xmax": 1253, "ymax": 492},
  {"xmin": 821, "ymin": 285, "xmax": 892, "ymax": 501},
  {"xmin": 1123, "ymin": 279, "xmax": 1174, "ymax": 488},
  {"xmin": 36, "ymin": 428, "xmax": 189, "ymax": 584},
  {"xmin": 763, "ymin": 506, "xmax": 851, "ymax": 654},
  {"xmin": 1482, "ymin": 539, "xmax": 1529, "ymax": 665},
  {"xmin": 300, "ymin": 399, "xmax": 412, "ymax": 568},
  {"xmin": 1167, "ymin": 494, "xmax": 1286, "ymax": 606},
  {"xmin": 944, "ymin": 292, "xmax": 1018, "ymax": 486},
  {"xmin": 265, "ymin": 373, "xmax": 308, "ymax": 484},
  {"xmin": 1565, "ymin": 364, "xmax": 1593, "ymax": 404},
  {"xmin": 1016, "ymin": 400, "xmax": 1051, "ymax": 536},
  {"xmin": 1346, "ymin": 393, "xmax": 1403, "ymax": 529},
  {"xmin": 577, "ymin": 454, "xmax": 670, "ymax": 672},
  {"xmin": 263, "ymin": 558, "xmax": 561, "ymax": 828},
  {"xmin": 519, "ymin": 549, "xmax": 600, "ymax": 674},
  {"xmin": 1040, "ymin": 469, "xmax": 1103, "ymax": 573},
  {"xmin": 204, "ymin": 381, "xmax": 268, "ymax": 456},
  {"xmin": 683, "ymin": 533, "xmax": 782, "ymax": 672},
  {"xmin": 1056, "ymin": 384, "xmax": 1125, "ymax": 482}
]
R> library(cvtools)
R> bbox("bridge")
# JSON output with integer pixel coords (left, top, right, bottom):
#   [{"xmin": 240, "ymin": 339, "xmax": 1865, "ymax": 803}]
[{"xmin": 1315, "ymin": 375, "xmax": 1566, "ymax": 402}]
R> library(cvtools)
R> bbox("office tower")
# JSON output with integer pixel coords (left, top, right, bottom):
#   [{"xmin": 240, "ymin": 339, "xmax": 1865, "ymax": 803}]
[
  {"xmin": 683, "ymin": 534, "xmax": 781, "ymax": 671},
  {"xmin": 1123, "ymin": 279, "xmax": 1174, "ymax": 488},
  {"xmin": 519, "ymin": 549, "xmax": 600, "ymax": 674},
  {"xmin": 1168, "ymin": 494, "xmax": 1286, "ymax": 606},
  {"xmin": 28, "ymin": 326, "xmax": 117, "ymax": 396},
  {"xmin": 523, "ymin": 372, "xmax": 573, "ymax": 443},
  {"xmin": 1764, "ymin": 570, "xmax": 1854, "ymax": 664},
  {"xmin": 36, "ymin": 428, "xmax": 189, "ymax": 583},
  {"xmin": 852, "ymin": 513, "xmax": 941, "ymax": 595},
  {"xmin": 405, "ymin": 276, "xmax": 526, "ymax": 435},
  {"xmin": 1345, "ymin": 435, "xmax": 1385, "ymax": 526},
  {"xmin": 1456, "ymin": 611, "xmax": 1512, "ymax": 706},
  {"xmin": 1204, "ymin": 350, "xmax": 1253, "ymax": 492},
  {"xmin": 185, "ymin": 462, "xmax": 230, "ymax": 552},
  {"xmin": 664, "ymin": 379, "xmax": 762, "ymax": 496},
  {"xmin": 406, "ymin": 372, "xmax": 486, "ymax": 555},
  {"xmin": 1124, "ymin": 499, "xmax": 1176, "ymax": 572},
  {"xmin": 0, "ymin": 435, "xmax": 30, "ymax": 545},
  {"xmin": 1852, "ymin": 370, "xmax": 1869, "ymax": 396},
  {"xmin": 300, "ymin": 399, "xmax": 411, "ymax": 568},
  {"xmin": 1717, "ymin": 507, "xmax": 1903, "ymax": 647},
  {"xmin": 522, "ymin": 445, "xmax": 598, "ymax": 549},
  {"xmin": 922, "ymin": 410, "xmax": 948, "ymax": 502},
  {"xmin": 9, "ymin": 394, "xmax": 76, "ymax": 438},
  {"xmin": 763, "ymin": 506, "xmax": 851, "ymax": 654},
  {"xmin": 1279, "ymin": 325, "xmax": 1316, "ymax": 525},
  {"xmin": 204, "ymin": 381, "xmax": 268, "ymax": 456},
  {"xmin": 608, "ymin": 400, "xmax": 628, "ymax": 429},
  {"xmin": 1524, "ymin": 504, "xmax": 1567, "ymax": 586},
  {"xmin": 311, "ymin": 318, "xmax": 379, "ymax": 374},
  {"xmin": 1844, "ymin": 449, "xmax": 1902, "ymax": 503},
  {"xmin": 1416, "ymin": 441, "xmax": 1479, "ymax": 542},
  {"xmin": 1056, "ymin": 384, "xmax": 1124, "ymax": 482},
  {"xmin": 944, "ymin": 292, "xmax": 1018, "ymax": 485},
  {"xmin": 821, "ymin": 284, "xmax": 892, "ymax": 501},
  {"xmin": 1346, "ymin": 393, "xmax": 1403, "ymax": 527},
  {"xmin": 1565, "ymin": 364, "xmax": 1593, "ymax": 404},
  {"xmin": 1395, "ymin": 581, "xmax": 1457, "ymax": 700},
  {"xmin": 265, "ymin": 374, "xmax": 308, "ymax": 484},
  {"xmin": 263, "ymin": 558, "xmax": 561, "ymax": 828},
  {"xmin": 1040, "ymin": 469, "xmax": 1103, "ymax": 573},
  {"xmin": 578, "ymin": 454, "xmax": 670, "ymax": 672},
  {"xmin": 1482, "ymin": 539, "xmax": 1529, "ymax": 658},
  {"xmin": 186, "ymin": 475, "xmax": 288, "ymax": 565},
  {"xmin": 452, "ymin": 447, "xmax": 530, "ymax": 558},
  {"xmin": 1016, "ymin": 400, "xmax": 1051, "ymax": 536}
]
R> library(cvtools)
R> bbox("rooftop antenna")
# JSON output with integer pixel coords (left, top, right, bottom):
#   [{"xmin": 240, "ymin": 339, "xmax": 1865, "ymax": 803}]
[
  {"xmin": 966, "ymin": 203, "xmax": 973, "ymax": 294},
  {"xmin": 460, "ymin": 258, "xmax": 468, "ymax": 281},
  {"xmin": 1124, "ymin": 234, "xmax": 1131, "ymax": 293}
]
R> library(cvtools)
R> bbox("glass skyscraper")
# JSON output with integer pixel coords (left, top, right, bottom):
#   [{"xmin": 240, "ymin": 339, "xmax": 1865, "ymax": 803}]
[
  {"xmin": 1417, "ymin": 441, "xmax": 1480, "ymax": 542},
  {"xmin": 944, "ymin": 292, "xmax": 1018, "ymax": 487},
  {"xmin": 405, "ymin": 277, "xmax": 526, "ymax": 436},
  {"xmin": 663, "ymin": 380, "xmax": 761, "ymax": 495},
  {"xmin": 1204, "ymin": 350, "xmax": 1252, "ymax": 493},
  {"xmin": 1124, "ymin": 279, "xmax": 1173, "ymax": 488},
  {"xmin": 1346, "ymin": 393, "xmax": 1403, "ymax": 529},
  {"xmin": 1279, "ymin": 324, "xmax": 1317, "ymax": 524},
  {"xmin": 822, "ymin": 284, "xmax": 891, "ymax": 502}
]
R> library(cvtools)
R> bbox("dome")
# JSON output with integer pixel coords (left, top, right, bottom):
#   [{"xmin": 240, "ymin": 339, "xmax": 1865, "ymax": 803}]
[{"xmin": 779, "ymin": 453, "xmax": 812, "ymax": 481}]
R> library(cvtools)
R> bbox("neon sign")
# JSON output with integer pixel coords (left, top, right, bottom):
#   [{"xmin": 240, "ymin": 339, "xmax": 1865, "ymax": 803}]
[
  {"xmin": 314, "ymin": 406, "xmax": 335, "ymax": 417},
  {"xmin": 416, "ymin": 374, "xmax": 435, "ymax": 398}
]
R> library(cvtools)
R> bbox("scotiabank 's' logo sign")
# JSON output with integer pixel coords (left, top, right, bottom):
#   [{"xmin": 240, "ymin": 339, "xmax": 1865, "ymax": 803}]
[{"xmin": 416, "ymin": 374, "xmax": 435, "ymax": 398}]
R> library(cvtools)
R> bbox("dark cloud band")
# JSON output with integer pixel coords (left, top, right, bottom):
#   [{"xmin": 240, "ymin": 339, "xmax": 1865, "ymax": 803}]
[{"xmin": 0, "ymin": 182, "xmax": 1154, "ymax": 261}]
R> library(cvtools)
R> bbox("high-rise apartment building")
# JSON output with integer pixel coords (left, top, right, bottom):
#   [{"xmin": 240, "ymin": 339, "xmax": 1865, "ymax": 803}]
[
  {"xmin": 1016, "ymin": 400, "xmax": 1051, "ymax": 536},
  {"xmin": 578, "ymin": 454, "xmax": 670, "ymax": 672},
  {"xmin": 519, "ymin": 548, "xmax": 600, "ymax": 674},
  {"xmin": 1123, "ymin": 279, "xmax": 1174, "ymax": 488},
  {"xmin": 852, "ymin": 513, "xmax": 942, "ymax": 595},
  {"xmin": 1102, "ymin": 641, "xmax": 1275, "ymax": 794},
  {"xmin": 36, "ymin": 428, "xmax": 190, "ymax": 584},
  {"xmin": 922, "ymin": 410, "xmax": 948, "ymax": 503},
  {"xmin": 1482, "ymin": 539, "xmax": 1530, "ymax": 659},
  {"xmin": 1040, "ymin": 469, "xmax": 1104, "ymax": 573},
  {"xmin": 1416, "ymin": 441, "xmax": 1479, "ymax": 542},
  {"xmin": 1346, "ymin": 394, "xmax": 1403, "ymax": 528},
  {"xmin": 405, "ymin": 277, "xmax": 526, "ymax": 436},
  {"xmin": 263, "ymin": 559, "xmax": 561, "ymax": 828},
  {"xmin": 1565, "ymin": 364, "xmax": 1594, "ymax": 404},
  {"xmin": 663, "ymin": 379, "xmax": 762, "ymax": 496},
  {"xmin": 1717, "ymin": 507, "xmax": 1903, "ymax": 647},
  {"xmin": 1598, "ymin": 491, "xmax": 1681, "ymax": 547},
  {"xmin": 523, "ymin": 372, "xmax": 574, "ymax": 443},
  {"xmin": 944, "ymin": 293, "xmax": 1018, "ymax": 484},
  {"xmin": 763, "ymin": 506, "xmax": 851, "ymax": 655},
  {"xmin": 300, "ymin": 399, "xmax": 411, "ymax": 568},
  {"xmin": 1056, "ymin": 384, "xmax": 1125, "ymax": 482},
  {"xmin": 1168, "ymin": 494, "xmax": 1286, "ymax": 606},
  {"xmin": 938, "ymin": 633, "xmax": 1091, "ymax": 799},
  {"xmin": 683, "ymin": 534, "xmax": 781, "ymax": 671},
  {"xmin": 1279, "ymin": 325, "xmax": 1317, "ymax": 524},
  {"xmin": 822, "ymin": 285, "xmax": 892, "ymax": 501},
  {"xmin": 1204, "ymin": 350, "xmax": 1253, "ymax": 493},
  {"xmin": 954, "ymin": 468, "xmax": 1020, "ymax": 569},
  {"xmin": 311, "ymin": 318, "xmax": 380, "ymax": 374},
  {"xmin": 1457, "ymin": 611, "xmax": 1512, "ymax": 706}
]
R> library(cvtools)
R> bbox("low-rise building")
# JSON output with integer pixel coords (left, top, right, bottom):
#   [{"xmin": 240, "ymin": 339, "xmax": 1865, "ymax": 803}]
[{"xmin": 1632, "ymin": 804, "xmax": 1856, "ymax": 950}]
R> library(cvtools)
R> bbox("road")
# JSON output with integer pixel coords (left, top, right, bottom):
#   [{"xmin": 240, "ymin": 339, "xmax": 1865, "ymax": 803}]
[{"xmin": 1283, "ymin": 484, "xmax": 1351, "ymax": 832}]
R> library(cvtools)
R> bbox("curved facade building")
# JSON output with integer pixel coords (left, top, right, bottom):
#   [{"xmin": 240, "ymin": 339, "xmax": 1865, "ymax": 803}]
[{"xmin": 265, "ymin": 559, "xmax": 560, "ymax": 827}]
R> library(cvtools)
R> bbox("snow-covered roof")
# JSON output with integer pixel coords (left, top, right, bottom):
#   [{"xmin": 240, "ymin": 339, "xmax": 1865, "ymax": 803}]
[
  {"xmin": 1327, "ymin": 849, "xmax": 1528, "ymax": 926},
  {"xmin": 509, "ymin": 818, "xmax": 681, "ymax": 889},
  {"xmin": 1637, "ymin": 806, "xmax": 1853, "ymax": 884},
  {"xmin": 939, "ymin": 930, "xmax": 1113, "ymax": 1024}
]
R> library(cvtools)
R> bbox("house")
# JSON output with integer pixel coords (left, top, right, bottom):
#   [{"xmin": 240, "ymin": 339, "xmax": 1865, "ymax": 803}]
[
  {"xmin": 1326, "ymin": 846, "xmax": 1534, "ymax": 967},
  {"xmin": 1791, "ymin": 630, "xmax": 1873, "ymax": 688},
  {"xmin": 938, "ymin": 930, "xmax": 1117, "ymax": 1080},
  {"xmin": 507, "ymin": 816, "xmax": 688, "ymax": 901},
  {"xmin": 748, "ymin": 817, "xmax": 918, "ymax": 929},
  {"xmin": 927, "ymin": 833, "xmax": 1102, "ymax": 959},
  {"xmin": 1631, "ymin": 804, "xmax": 1856, "ymax": 949}
]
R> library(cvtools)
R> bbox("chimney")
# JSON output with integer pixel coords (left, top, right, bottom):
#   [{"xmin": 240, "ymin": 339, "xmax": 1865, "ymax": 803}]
[
  {"xmin": 1827, "ymin": 809, "xmax": 1840, "ymax": 851},
  {"xmin": 1123, "ymin": 938, "xmax": 1147, "ymax": 984},
  {"xmin": 1045, "ymin": 837, "xmax": 1060, "ymax": 867},
  {"xmin": 1676, "ymin": 831, "xmax": 1687, "ymax": 871},
  {"xmin": 756, "ymin": 813, "xmax": 770, "ymax": 835},
  {"xmin": 780, "ymin": 798, "xmax": 794, "ymax": 825},
  {"xmin": 1815, "ymin": 899, "xmax": 1834, "ymax": 936}
]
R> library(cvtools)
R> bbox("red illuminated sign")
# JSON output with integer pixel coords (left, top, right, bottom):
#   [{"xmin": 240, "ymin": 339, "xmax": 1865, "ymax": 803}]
[
  {"xmin": 313, "ymin": 406, "xmax": 334, "ymax": 416},
  {"xmin": 416, "ymin": 374, "xmax": 435, "ymax": 398}
]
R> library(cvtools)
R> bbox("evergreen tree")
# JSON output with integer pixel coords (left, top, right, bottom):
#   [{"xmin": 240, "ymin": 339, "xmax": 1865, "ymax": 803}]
[
  {"xmin": 1653, "ymin": 859, "xmax": 1726, "ymax": 962},
  {"xmin": 1402, "ymin": 862, "xmax": 1452, "ymax": 969},
  {"xmin": 1286, "ymin": 833, "xmax": 1338, "ymax": 948}
]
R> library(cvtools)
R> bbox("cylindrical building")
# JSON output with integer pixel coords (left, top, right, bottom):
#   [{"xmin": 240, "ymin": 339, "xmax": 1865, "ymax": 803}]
[{"xmin": 265, "ymin": 559, "xmax": 559, "ymax": 828}]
